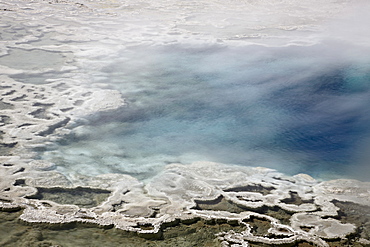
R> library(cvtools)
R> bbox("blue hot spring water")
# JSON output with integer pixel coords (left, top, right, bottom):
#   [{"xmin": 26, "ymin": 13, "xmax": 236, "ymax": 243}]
[{"xmin": 43, "ymin": 44, "xmax": 370, "ymax": 181}]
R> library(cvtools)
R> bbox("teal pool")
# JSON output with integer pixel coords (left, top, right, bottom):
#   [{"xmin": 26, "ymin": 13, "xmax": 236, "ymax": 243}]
[{"xmin": 40, "ymin": 43, "xmax": 370, "ymax": 181}]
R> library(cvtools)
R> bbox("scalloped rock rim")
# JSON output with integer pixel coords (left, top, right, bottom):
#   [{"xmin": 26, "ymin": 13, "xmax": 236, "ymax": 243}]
[{"xmin": 1, "ymin": 159, "xmax": 369, "ymax": 247}]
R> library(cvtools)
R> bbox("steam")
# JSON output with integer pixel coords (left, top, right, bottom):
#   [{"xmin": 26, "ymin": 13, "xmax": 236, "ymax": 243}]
[
  {"xmin": 6, "ymin": 0, "xmax": 366, "ymax": 181},
  {"xmin": 324, "ymin": 0, "xmax": 370, "ymax": 47},
  {"xmin": 45, "ymin": 40, "xmax": 370, "ymax": 181}
]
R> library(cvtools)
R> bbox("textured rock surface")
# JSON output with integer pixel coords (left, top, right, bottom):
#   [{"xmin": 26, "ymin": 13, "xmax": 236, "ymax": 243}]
[
  {"xmin": 2, "ymin": 161, "xmax": 369, "ymax": 246},
  {"xmin": 0, "ymin": 78, "xmax": 124, "ymax": 153}
]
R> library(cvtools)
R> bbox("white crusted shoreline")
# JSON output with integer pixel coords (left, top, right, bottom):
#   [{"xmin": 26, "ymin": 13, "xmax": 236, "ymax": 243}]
[
  {"xmin": 1, "ymin": 157, "xmax": 370, "ymax": 246},
  {"xmin": 2, "ymin": 74, "xmax": 369, "ymax": 246}
]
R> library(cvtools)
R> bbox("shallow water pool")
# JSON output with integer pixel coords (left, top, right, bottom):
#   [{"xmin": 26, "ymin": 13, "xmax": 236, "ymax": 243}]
[{"xmin": 40, "ymin": 43, "xmax": 370, "ymax": 181}]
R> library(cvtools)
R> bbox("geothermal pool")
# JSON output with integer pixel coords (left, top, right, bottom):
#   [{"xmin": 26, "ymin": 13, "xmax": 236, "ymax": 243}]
[
  {"xmin": 1, "ymin": 0, "xmax": 370, "ymax": 246},
  {"xmin": 1, "ymin": 0, "xmax": 369, "ymax": 182},
  {"xmin": 38, "ymin": 44, "xmax": 370, "ymax": 181}
]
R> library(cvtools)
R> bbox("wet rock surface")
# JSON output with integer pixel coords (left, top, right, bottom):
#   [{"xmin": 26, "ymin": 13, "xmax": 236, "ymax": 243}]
[
  {"xmin": 25, "ymin": 187, "xmax": 111, "ymax": 208},
  {"xmin": 1, "ymin": 161, "xmax": 369, "ymax": 246}
]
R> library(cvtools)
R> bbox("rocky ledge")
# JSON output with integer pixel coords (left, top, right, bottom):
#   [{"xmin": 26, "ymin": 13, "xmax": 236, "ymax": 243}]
[{"xmin": 1, "ymin": 157, "xmax": 369, "ymax": 246}]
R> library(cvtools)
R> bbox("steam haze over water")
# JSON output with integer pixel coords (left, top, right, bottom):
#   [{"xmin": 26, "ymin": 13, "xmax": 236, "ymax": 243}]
[
  {"xmin": 2, "ymin": 0, "xmax": 368, "ymax": 182},
  {"xmin": 42, "ymin": 42, "xmax": 370, "ymax": 181}
]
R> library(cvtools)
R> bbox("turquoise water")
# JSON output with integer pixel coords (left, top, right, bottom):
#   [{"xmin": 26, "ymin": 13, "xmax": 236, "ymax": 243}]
[{"xmin": 43, "ymin": 43, "xmax": 370, "ymax": 181}]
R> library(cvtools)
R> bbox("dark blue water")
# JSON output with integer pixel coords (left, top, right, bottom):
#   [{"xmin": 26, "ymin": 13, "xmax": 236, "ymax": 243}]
[{"xmin": 50, "ymin": 43, "xmax": 370, "ymax": 181}]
